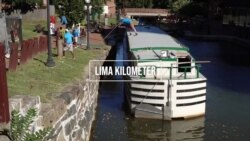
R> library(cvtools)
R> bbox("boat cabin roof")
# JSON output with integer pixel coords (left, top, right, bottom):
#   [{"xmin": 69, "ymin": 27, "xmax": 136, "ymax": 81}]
[{"xmin": 127, "ymin": 26, "xmax": 189, "ymax": 60}]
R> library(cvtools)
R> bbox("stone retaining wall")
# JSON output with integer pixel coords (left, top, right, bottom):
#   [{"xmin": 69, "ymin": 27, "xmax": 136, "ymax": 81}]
[
  {"xmin": 44, "ymin": 77, "xmax": 100, "ymax": 141},
  {"xmin": 3, "ymin": 48, "xmax": 110, "ymax": 141}
]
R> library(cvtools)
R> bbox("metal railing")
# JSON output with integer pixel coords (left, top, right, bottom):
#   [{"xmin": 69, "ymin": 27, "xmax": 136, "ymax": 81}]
[{"xmin": 137, "ymin": 61, "xmax": 210, "ymax": 79}]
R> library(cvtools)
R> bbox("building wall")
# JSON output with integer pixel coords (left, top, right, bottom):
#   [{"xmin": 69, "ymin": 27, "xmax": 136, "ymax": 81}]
[{"xmin": 106, "ymin": 0, "xmax": 116, "ymax": 18}]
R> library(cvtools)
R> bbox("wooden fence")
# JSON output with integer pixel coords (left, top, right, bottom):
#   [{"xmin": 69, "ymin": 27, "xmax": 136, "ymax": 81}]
[
  {"xmin": 0, "ymin": 35, "xmax": 48, "ymax": 123},
  {"xmin": 8, "ymin": 36, "xmax": 48, "ymax": 71},
  {"xmin": 0, "ymin": 43, "xmax": 10, "ymax": 123}
]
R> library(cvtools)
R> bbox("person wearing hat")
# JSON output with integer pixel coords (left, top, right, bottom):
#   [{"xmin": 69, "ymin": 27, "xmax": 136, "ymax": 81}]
[{"xmin": 63, "ymin": 29, "xmax": 75, "ymax": 59}]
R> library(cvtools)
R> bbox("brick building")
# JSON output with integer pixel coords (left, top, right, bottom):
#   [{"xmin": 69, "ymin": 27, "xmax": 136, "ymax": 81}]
[{"xmin": 105, "ymin": 0, "xmax": 116, "ymax": 18}]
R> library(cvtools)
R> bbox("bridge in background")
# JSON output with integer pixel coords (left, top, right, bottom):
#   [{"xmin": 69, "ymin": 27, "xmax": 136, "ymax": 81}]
[{"xmin": 124, "ymin": 8, "xmax": 170, "ymax": 18}]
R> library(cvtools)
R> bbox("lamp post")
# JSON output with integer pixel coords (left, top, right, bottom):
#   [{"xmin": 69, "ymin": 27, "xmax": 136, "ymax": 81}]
[
  {"xmin": 46, "ymin": 0, "xmax": 55, "ymax": 67},
  {"xmin": 85, "ymin": 0, "xmax": 91, "ymax": 49}
]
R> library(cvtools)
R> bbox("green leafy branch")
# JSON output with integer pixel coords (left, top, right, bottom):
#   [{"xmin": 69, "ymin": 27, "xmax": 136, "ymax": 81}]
[{"xmin": 3, "ymin": 108, "xmax": 52, "ymax": 141}]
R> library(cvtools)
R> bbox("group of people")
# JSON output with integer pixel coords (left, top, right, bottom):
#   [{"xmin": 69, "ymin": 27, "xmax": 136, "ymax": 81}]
[
  {"xmin": 58, "ymin": 10, "xmax": 138, "ymax": 59},
  {"xmin": 59, "ymin": 24, "xmax": 81, "ymax": 60},
  {"xmin": 58, "ymin": 15, "xmax": 85, "ymax": 59}
]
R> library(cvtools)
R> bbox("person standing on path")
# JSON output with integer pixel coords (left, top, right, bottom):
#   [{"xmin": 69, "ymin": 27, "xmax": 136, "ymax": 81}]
[
  {"xmin": 73, "ymin": 24, "xmax": 81, "ymax": 47},
  {"xmin": 63, "ymin": 29, "xmax": 75, "ymax": 59},
  {"xmin": 50, "ymin": 16, "xmax": 56, "ymax": 35}
]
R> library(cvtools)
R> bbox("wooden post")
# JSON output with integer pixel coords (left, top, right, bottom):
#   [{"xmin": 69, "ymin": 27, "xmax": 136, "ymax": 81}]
[
  {"xmin": 27, "ymin": 39, "xmax": 33, "ymax": 60},
  {"xmin": 9, "ymin": 43, "xmax": 18, "ymax": 71},
  {"xmin": 20, "ymin": 40, "xmax": 28, "ymax": 65},
  {"xmin": 56, "ymin": 28, "xmax": 63, "ymax": 58},
  {"xmin": 44, "ymin": 36, "xmax": 48, "ymax": 52},
  {"xmin": 0, "ymin": 43, "xmax": 10, "ymax": 123},
  {"xmin": 38, "ymin": 36, "xmax": 44, "ymax": 53},
  {"xmin": 29, "ymin": 39, "xmax": 35, "ymax": 59},
  {"xmin": 33, "ymin": 37, "xmax": 39, "ymax": 56}
]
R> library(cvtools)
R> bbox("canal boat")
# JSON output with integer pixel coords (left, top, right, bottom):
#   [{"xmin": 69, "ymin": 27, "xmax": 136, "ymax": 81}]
[{"xmin": 124, "ymin": 26, "xmax": 208, "ymax": 120}]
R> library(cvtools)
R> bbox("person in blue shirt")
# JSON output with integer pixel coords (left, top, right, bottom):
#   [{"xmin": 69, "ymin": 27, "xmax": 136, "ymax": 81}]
[
  {"xmin": 119, "ymin": 9, "xmax": 138, "ymax": 35},
  {"xmin": 61, "ymin": 15, "xmax": 68, "ymax": 26},
  {"xmin": 120, "ymin": 15, "xmax": 138, "ymax": 36},
  {"xmin": 63, "ymin": 29, "xmax": 75, "ymax": 59}
]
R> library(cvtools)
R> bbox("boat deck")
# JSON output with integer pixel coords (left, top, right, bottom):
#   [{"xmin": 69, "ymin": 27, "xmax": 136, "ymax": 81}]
[{"xmin": 127, "ymin": 26, "xmax": 186, "ymax": 60}]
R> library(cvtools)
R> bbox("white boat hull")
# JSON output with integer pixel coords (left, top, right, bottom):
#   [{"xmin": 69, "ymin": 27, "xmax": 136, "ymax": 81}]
[{"xmin": 124, "ymin": 75, "xmax": 206, "ymax": 119}]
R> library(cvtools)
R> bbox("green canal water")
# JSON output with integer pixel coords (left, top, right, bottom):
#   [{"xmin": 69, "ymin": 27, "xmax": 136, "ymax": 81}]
[{"xmin": 91, "ymin": 39, "xmax": 250, "ymax": 141}]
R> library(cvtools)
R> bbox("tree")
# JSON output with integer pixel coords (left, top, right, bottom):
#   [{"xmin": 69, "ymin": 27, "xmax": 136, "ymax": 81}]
[
  {"xmin": 144, "ymin": 0, "xmax": 153, "ymax": 8},
  {"xmin": 56, "ymin": 0, "xmax": 85, "ymax": 25},
  {"xmin": 171, "ymin": 0, "xmax": 191, "ymax": 13},
  {"xmin": 3, "ymin": 0, "xmax": 42, "ymax": 7},
  {"xmin": 55, "ymin": 0, "xmax": 106, "ymax": 26},
  {"xmin": 172, "ymin": 0, "xmax": 208, "ymax": 18},
  {"xmin": 126, "ymin": 0, "xmax": 153, "ymax": 8},
  {"xmin": 123, "ymin": 0, "xmax": 170, "ymax": 8},
  {"xmin": 152, "ymin": 0, "xmax": 170, "ymax": 8},
  {"xmin": 2, "ymin": 0, "xmax": 43, "ymax": 14},
  {"xmin": 91, "ymin": 0, "xmax": 105, "ymax": 21}
]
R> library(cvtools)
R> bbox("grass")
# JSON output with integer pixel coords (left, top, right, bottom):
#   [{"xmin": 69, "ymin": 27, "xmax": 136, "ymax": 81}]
[
  {"xmin": 7, "ymin": 47, "xmax": 106, "ymax": 102},
  {"xmin": 108, "ymin": 18, "xmax": 118, "ymax": 25},
  {"xmin": 22, "ymin": 20, "xmax": 47, "ymax": 40},
  {"xmin": 15, "ymin": 19, "xmax": 107, "ymax": 102}
]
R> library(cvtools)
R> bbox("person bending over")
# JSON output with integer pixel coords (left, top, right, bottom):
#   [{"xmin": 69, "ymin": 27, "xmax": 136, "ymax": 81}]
[{"xmin": 119, "ymin": 16, "xmax": 138, "ymax": 36}]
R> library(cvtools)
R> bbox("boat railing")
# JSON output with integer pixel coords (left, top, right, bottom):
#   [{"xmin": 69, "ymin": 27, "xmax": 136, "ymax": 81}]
[
  {"xmin": 153, "ymin": 65, "xmax": 200, "ymax": 79},
  {"xmin": 139, "ymin": 61, "xmax": 210, "ymax": 79},
  {"xmin": 170, "ymin": 65, "xmax": 200, "ymax": 79},
  {"xmin": 170, "ymin": 61, "xmax": 210, "ymax": 79},
  {"xmin": 130, "ymin": 46, "xmax": 189, "ymax": 52}
]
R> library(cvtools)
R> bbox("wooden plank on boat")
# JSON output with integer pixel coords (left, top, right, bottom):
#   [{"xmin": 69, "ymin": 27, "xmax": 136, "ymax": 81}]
[{"xmin": 135, "ymin": 104, "xmax": 171, "ymax": 120}]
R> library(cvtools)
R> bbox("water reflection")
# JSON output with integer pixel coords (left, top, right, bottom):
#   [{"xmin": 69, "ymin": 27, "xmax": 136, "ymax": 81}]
[
  {"xmin": 179, "ymin": 39, "xmax": 250, "ymax": 94},
  {"xmin": 180, "ymin": 39, "xmax": 250, "ymax": 141},
  {"xmin": 127, "ymin": 117, "xmax": 204, "ymax": 141},
  {"xmin": 91, "ymin": 81, "xmax": 130, "ymax": 141}
]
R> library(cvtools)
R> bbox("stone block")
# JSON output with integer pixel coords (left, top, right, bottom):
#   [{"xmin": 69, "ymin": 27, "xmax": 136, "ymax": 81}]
[
  {"xmin": 22, "ymin": 96, "xmax": 41, "ymax": 113},
  {"xmin": 67, "ymin": 104, "xmax": 77, "ymax": 116},
  {"xmin": 9, "ymin": 97, "xmax": 22, "ymax": 112},
  {"xmin": 56, "ymin": 130, "xmax": 67, "ymax": 141},
  {"xmin": 65, "ymin": 121, "xmax": 73, "ymax": 136},
  {"xmin": 48, "ymin": 126, "xmax": 62, "ymax": 140},
  {"xmin": 41, "ymin": 98, "xmax": 66, "ymax": 127},
  {"xmin": 0, "ymin": 123, "xmax": 10, "ymax": 141},
  {"xmin": 0, "ymin": 136, "xmax": 10, "ymax": 141},
  {"xmin": 57, "ymin": 87, "xmax": 79, "ymax": 105},
  {"xmin": 10, "ymin": 95, "xmax": 40, "ymax": 114}
]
